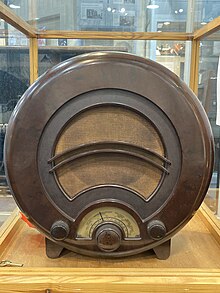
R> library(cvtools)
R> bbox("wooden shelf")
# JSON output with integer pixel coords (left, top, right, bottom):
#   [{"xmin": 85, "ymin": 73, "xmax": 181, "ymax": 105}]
[
  {"xmin": 0, "ymin": 206, "xmax": 220, "ymax": 292},
  {"xmin": 0, "ymin": 212, "xmax": 220, "ymax": 269}
]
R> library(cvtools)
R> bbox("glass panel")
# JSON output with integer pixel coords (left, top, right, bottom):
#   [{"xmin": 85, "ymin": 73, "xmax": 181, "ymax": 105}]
[
  {"xmin": 194, "ymin": 0, "xmax": 220, "ymax": 31},
  {"xmin": 198, "ymin": 31, "xmax": 220, "ymax": 217},
  {"xmin": 38, "ymin": 39, "xmax": 189, "ymax": 83},
  {"xmin": 4, "ymin": 0, "xmax": 189, "ymax": 32},
  {"xmin": 0, "ymin": 21, "xmax": 30, "ymax": 227}
]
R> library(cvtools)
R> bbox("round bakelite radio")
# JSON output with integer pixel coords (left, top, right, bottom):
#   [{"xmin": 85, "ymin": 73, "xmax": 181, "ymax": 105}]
[{"xmin": 5, "ymin": 52, "xmax": 214, "ymax": 259}]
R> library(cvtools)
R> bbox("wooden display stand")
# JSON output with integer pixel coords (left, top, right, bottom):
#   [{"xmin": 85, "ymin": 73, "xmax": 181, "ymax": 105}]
[{"xmin": 0, "ymin": 204, "xmax": 220, "ymax": 292}]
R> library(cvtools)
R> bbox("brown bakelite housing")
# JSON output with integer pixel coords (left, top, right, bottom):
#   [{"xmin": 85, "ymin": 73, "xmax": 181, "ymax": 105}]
[{"xmin": 4, "ymin": 52, "xmax": 214, "ymax": 259}]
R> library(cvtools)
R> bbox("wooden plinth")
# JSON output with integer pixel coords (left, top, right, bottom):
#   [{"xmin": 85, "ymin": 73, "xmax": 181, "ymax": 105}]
[{"xmin": 0, "ymin": 205, "xmax": 220, "ymax": 292}]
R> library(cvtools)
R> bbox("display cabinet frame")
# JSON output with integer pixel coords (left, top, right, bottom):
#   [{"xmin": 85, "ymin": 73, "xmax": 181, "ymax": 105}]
[{"xmin": 0, "ymin": 2, "xmax": 220, "ymax": 292}]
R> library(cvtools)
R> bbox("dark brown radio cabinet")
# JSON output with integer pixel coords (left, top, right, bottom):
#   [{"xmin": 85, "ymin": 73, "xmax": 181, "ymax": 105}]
[{"xmin": 4, "ymin": 52, "xmax": 214, "ymax": 259}]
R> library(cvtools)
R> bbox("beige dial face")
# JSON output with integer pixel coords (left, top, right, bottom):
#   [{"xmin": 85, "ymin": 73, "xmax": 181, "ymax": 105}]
[{"xmin": 76, "ymin": 207, "xmax": 140, "ymax": 239}]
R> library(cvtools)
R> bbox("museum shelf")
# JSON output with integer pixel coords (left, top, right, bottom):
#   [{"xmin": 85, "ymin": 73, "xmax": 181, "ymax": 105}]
[{"xmin": 0, "ymin": 204, "xmax": 220, "ymax": 292}]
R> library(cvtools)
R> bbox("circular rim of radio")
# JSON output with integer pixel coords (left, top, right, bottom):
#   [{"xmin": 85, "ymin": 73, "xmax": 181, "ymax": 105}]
[{"xmin": 4, "ymin": 51, "xmax": 214, "ymax": 258}]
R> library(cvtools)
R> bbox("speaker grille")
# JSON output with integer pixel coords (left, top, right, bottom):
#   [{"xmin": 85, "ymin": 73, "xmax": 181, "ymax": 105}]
[{"xmin": 54, "ymin": 106, "xmax": 164, "ymax": 199}]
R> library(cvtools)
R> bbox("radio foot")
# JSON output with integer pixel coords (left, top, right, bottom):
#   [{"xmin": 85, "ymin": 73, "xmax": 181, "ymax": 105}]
[
  {"xmin": 153, "ymin": 239, "xmax": 171, "ymax": 260},
  {"xmin": 45, "ymin": 238, "xmax": 64, "ymax": 259}
]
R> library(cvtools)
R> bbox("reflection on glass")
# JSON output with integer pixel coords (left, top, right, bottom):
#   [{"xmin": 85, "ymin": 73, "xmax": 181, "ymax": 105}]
[
  {"xmin": 198, "ymin": 32, "xmax": 220, "ymax": 218},
  {"xmin": 194, "ymin": 0, "xmax": 220, "ymax": 31},
  {"xmin": 4, "ymin": 0, "xmax": 189, "ymax": 32},
  {"xmin": 38, "ymin": 39, "xmax": 188, "ymax": 83},
  {"xmin": 3, "ymin": 0, "xmax": 220, "ymax": 33},
  {"xmin": 0, "ymin": 22, "xmax": 30, "ymax": 227}
]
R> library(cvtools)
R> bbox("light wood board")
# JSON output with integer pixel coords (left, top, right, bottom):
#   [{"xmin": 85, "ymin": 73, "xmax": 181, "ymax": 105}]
[
  {"xmin": 1, "ymin": 210, "xmax": 220, "ymax": 292},
  {"xmin": 1, "ymin": 212, "xmax": 220, "ymax": 269}
]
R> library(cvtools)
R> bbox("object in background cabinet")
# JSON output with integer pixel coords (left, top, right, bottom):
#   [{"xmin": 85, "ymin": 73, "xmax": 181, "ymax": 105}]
[{"xmin": 4, "ymin": 52, "xmax": 214, "ymax": 260}]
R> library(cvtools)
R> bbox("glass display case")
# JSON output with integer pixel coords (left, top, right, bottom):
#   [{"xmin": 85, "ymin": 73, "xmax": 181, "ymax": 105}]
[
  {"xmin": 198, "ymin": 30, "xmax": 220, "ymax": 217},
  {"xmin": 0, "ymin": 23, "xmax": 29, "ymax": 227},
  {"xmin": 0, "ymin": 1, "xmax": 220, "ymax": 292},
  {"xmin": 2, "ymin": 0, "xmax": 189, "ymax": 32},
  {"xmin": 0, "ymin": 0, "xmax": 219, "ymax": 235},
  {"xmin": 38, "ymin": 39, "xmax": 188, "ymax": 81}
]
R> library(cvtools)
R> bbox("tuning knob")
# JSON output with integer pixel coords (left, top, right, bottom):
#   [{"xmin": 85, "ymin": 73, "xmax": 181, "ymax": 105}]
[
  {"xmin": 50, "ymin": 220, "xmax": 70, "ymax": 240},
  {"xmin": 96, "ymin": 224, "xmax": 122, "ymax": 252},
  {"xmin": 147, "ymin": 220, "xmax": 166, "ymax": 240}
]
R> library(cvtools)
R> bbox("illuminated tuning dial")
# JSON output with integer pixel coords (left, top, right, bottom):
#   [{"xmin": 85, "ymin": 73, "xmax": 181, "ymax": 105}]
[{"xmin": 76, "ymin": 207, "xmax": 140, "ymax": 240}]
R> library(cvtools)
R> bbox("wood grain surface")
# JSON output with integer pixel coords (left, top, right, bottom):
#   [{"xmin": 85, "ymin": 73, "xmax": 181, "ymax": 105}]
[
  {"xmin": 1, "ymin": 268, "xmax": 220, "ymax": 293},
  {"xmin": 1, "ymin": 212, "xmax": 220, "ymax": 269},
  {"xmin": 193, "ymin": 16, "xmax": 220, "ymax": 40},
  {"xmin": 1, "ymin": 211, "xmax": 220, "ymax": 292},
  {"xmin": 198, "ymin": 203, "xmax": 220, "ymax": 247},
  {"xmin": 37, "ymin": 30, "xmax": 193, "ymax": 40},
  {"xmin": 189, "ymin": 39, "xmax": 200, "ymax": 94},
  {"xmin": 29, "ymin": 38, "xmax": 38, "ymax": 84}
]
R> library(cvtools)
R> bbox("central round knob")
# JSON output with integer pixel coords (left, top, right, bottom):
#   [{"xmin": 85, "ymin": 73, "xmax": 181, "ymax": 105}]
[{"xmin": 96, "ymin": 224, "xmax": 122, "ymax": 252}]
